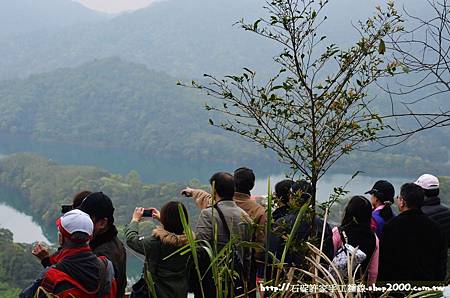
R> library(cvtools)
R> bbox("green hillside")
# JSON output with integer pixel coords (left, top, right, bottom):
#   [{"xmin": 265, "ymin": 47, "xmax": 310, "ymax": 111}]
[
  {"xmin": 0, "ymin": 58, "xmax": 271, "ymax": 165},
  {"xmin": 0, "ymin": 229, "xmax": 41, "ymax": 295}
]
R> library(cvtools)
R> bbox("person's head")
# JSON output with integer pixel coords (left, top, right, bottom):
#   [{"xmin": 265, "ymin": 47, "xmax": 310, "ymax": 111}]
[
  {"xmin": 397, "ymin": 183, "xmax": 424, "ymax": 212},
  {"xmin": 290, "ymin": 180, "xmax": 312, "ymax": 205},
  {"xmin": 365, "ymin": 180, "xmax": 395, "ymax": 208},
  {"xmin": 275, "ymin": 179, "xmax": 295, "ymax": 205},
  {"xmin": 78, "ymin": 192, "xmax": 115, "ymax": 236},
  {"xmin": 56, "ymin": 209, "xmax": 93, "ymax": 247},
  {"xmin": 233, "ymin": 167, "xmax": 255, "ymax": 195},
  {"xmin": 160, "ymin": 201, "xmax": 188, "ymax": 235},
  {"xmin": 341, "ymin": 196, "xmax": 372, "ymax": 228},
  {"xmin": 414, "ymin": 174, "xmax": 440, "ymax": 198},
  {"xmin": 209, "ymin": 172, "xmax": 235, "ymax": 201},
  {"xmin": 72, "ymin": 190, "xmax": 92, "ymax": 209}
]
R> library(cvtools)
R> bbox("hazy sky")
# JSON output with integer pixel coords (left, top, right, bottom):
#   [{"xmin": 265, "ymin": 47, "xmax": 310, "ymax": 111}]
[{"xmin": 74, "ymin": 0, "xmax": 154, "ymax": 13}]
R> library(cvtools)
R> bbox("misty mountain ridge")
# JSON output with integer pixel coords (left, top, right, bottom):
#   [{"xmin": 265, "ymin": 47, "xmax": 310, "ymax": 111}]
[{"xmin": 0, "ymin": 0, "xmax": 107, "ymax": 39}]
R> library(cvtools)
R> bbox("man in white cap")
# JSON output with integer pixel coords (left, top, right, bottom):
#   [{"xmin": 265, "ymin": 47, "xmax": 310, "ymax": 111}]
[
  {"xmin": 415, "ymin": 174, "xmax": 450, "ymax": 247},
  {"xmin": 20, "ymin": 209, "xmax": 116, "ymax": 298}
]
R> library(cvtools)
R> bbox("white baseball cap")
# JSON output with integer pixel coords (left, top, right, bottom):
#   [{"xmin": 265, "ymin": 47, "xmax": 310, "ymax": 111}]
[
  {"xmin": 414, "ymin": 174, "xmax": 439, "ymax": 190},
  {"xmin": 56, "ymin": 209, "xmax": 93, "ymax": 241}
]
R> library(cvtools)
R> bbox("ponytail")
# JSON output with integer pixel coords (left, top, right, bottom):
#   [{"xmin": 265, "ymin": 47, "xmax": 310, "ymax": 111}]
[{"xmin": 379, "ymin": 201, "xmax": 394, "ymax": 222}]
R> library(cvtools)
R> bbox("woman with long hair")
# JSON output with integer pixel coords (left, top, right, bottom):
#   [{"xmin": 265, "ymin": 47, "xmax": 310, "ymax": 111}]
[
  {"xmin": 333, "ymin": 196, "xmax": 379, "ymax": 284},
  {"xmin": 365, "ymin": 180, "xmax": 395, "ymax": 236},
  {"xmin": 125, "ymin": 201, "xmax": 190, "ymax": 298}
]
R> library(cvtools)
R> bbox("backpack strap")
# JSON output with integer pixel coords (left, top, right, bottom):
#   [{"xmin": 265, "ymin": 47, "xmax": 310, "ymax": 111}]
[{"xmin": 96, "ymin": 256, "xmax": 112, "ymax": 298}]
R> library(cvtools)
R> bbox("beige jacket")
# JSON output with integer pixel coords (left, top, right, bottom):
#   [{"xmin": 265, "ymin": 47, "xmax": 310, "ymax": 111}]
[{"xmin": 191, "ymin": 189, "xmax": 267, "ymax": 245}]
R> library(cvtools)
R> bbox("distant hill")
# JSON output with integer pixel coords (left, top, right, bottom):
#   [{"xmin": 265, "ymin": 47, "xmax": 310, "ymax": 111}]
[
  {"xmin": 0, "ymin": 0, "xmax": 430, "ymax": 81},
  {"xmin": 0, "ymin": 58, "xmax": 271, "ymax": 165},
  {"xmin": 0, "ymin": 0, "xmax": 106, "ymax": 39},
  {"xmin": 0, "ymin": 0, "xmax": 275, "ymax": 80}
]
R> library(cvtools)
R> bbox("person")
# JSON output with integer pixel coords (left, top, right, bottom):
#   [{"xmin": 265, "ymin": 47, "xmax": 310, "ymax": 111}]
[
  {"xmin": 33, "ymin": 190, "xmax": 94, "ymax": 268},
  {"xmin": 21, "ymin": 209, "xmax": 116, "ymax": 298},
  {"xmin": 365, "ymin": 180, "xmax": 395, "ymax": 237},
  {"xmin": 332, "ymin": 196, "xmax": 379, "ymax": 284},
  {"xmin": 125, "ymin": 201, "xmax": 190, "ymax": 298},
  {"xmin": 193, "ymin": 172, "xmax": 253, "ymax": 297},
  {"xmin": 78, "ymin": 192, "xmax": 127, "ymax": 298},
  {"xmin": 378, "ymin": 183, "xmax": 447, "ymax": 284},
  {"xmin": 182, "ymin": 167, "xmax": 266, "ymax": 243},
  {"xmin": 269, "ymin": 180, "xmax": 333, "ymax": 272},
  {"xmin": 272, "ymin": 179, "xmax": 294, "ymax": 221},
  {"xmin": 415, "ymin": 174, "xmax": 450, "ymax": 247},
  {"xmin": 72, "ymin": 190, "xmax": 92, "ymax": 209}
]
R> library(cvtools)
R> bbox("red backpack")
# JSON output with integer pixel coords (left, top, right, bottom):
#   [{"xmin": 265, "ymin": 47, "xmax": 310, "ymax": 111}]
[{"xmin": 40, "ymin": 256, "xmax": 117, "ymax": 298}]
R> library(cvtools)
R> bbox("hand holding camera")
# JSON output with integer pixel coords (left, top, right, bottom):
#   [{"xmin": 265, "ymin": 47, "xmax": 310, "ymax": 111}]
[
  {"xmin": 132, "ymin": 207, "xmax": 160, "ymax": 222},
  {"xmin": 32, "ymin": 242, "xmax": 49, "ymax": 261}
]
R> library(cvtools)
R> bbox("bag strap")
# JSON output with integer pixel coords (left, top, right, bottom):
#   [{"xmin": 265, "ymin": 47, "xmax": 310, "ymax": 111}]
[
  {"xmin": 338, "ymin": 227, "xmax": 348, "ymax": 246},
  {"xmin": 213, "ymin": 203, "xmax": 231, "ymax": 240}
]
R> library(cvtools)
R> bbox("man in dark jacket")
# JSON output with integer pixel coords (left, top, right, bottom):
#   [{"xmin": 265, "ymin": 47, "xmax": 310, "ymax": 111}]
[
  {"xmin": 21, "ymin": 209, "xmax": 115, "ymax": 298},
  {"xmin": 378, "ymin": 183, "xmax": 447, "ymax": 284},
  {"xmin": 79, "ymin": 192, "xmax": 127, "ymax": 298},
  {"xmin": 269, "ymin": 180, "xmax": 333, "ymax": 270},
  {"xmin": 415, "ymin": 174, "xmax": 450, "ymax": 247}
]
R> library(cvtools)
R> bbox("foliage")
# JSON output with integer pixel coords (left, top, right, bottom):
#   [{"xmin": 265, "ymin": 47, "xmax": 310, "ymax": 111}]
[
  {"xmin": 187, "ymin": 0, "xmax": 404, "ymax": 205},
  {"xmin": 0, "ymin": 229, "xmax": 42, "ymax": 290}
]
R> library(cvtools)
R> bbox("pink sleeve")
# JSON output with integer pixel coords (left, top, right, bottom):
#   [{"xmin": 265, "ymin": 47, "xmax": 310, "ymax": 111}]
[
  {"xmin": 332, "ymin": 227, "xmax": 341, "ymax": 256},
  {"xmin": 367, "ymin": 235, "xmax": 379, "ymax": 284}
]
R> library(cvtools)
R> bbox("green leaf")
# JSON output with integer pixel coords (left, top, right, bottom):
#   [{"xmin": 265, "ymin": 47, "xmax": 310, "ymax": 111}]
[{"xmin": 378, "ymin": 39, "xmax": 386, "ymax": 54}]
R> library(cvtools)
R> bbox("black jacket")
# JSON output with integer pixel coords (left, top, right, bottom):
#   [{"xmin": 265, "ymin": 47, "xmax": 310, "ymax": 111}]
[
  {"xmin": 269, "ymin": 211, "xmax": 334, "ymax": 268},
  {"xmin": 91, "ymin": 225, "xmax": 127, "ymax": 298},
  {"xmin": 421, "ymin": 196, "xmax": 450, "ymax": 247},
  {"xmin": 378, "ymin": 208, "xmax": 447, "ymax": 284}
]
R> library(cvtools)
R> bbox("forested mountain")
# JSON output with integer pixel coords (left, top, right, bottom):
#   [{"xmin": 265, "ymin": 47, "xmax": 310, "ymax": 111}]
[
  {"xmin": 0, "ymin": 0, "xmax": 106, "ymax": 39},
  {"xmin": 0, "ymin": 58, "xmax": 271, "ymax": 165}
]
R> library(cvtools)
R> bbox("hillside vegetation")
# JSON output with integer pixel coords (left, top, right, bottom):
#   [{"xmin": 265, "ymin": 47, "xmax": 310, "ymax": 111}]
[
  {"xmin": 0, "ymin": 229, "xmax": 41, "ymax": 296},
  {"xmin": 0, "ymin": 58, "xmax": 271, "ymax": 166}
]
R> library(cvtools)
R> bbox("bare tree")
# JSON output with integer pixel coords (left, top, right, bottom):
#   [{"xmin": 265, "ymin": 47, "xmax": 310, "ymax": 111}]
[
  {"xmin": 376, "ymin": 0, "xmax": 450, "ymax": 147},
  {"xmin": 182, "ymin": 0, "xmax": 407, "ymax": 206}
]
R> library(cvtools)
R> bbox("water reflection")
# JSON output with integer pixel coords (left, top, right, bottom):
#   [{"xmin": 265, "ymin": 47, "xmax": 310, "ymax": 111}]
[{"xmin": 254, "ymin": 173, "xmax": 411, "ymax": 201}]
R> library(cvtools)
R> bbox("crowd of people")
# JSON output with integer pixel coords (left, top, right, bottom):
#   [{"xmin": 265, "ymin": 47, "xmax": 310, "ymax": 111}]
[{"xmin": 19, "ymin": 169, "xmax": 450, "ymax": 297}]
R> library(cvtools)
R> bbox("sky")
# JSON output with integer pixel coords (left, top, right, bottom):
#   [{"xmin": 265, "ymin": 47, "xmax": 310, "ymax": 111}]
[{"xmin": 74, "ymin": 0, "xmax": 154, "ymax": 13}]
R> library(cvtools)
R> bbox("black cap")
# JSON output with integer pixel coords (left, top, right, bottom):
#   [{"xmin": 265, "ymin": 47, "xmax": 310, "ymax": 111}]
[
  {"xmin": 365, "ymin": 180, "xmax": 395, "ymax": 203},
  {"xmin": 78, "ymin": 192, "xmax": 115, "ymax": 224}
]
